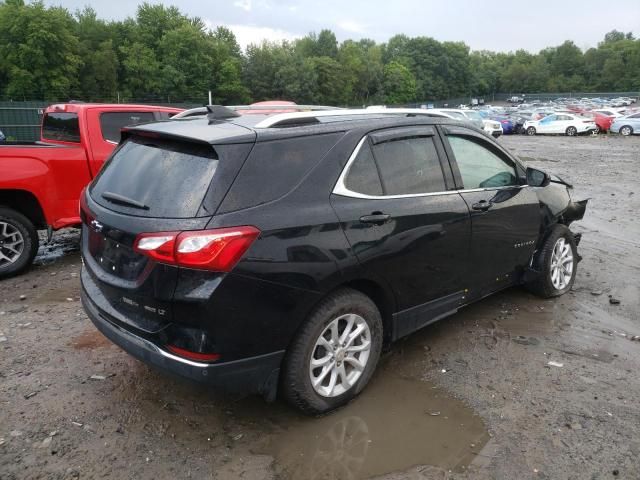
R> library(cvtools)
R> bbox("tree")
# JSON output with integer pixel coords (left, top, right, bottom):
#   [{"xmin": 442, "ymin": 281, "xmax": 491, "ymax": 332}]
[
  {"xmin": 0, "ymin": 1, "xmax": 82, "ymax": 99},
  {"xmin": 383, "ymin": 61, "xmax": 417, "ymax": 104}
]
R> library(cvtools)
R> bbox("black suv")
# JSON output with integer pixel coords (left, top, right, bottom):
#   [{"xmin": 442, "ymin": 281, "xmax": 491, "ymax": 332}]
[{"xmin": 80, "ymin": 108, "xmax": 587, "ymax": 414}]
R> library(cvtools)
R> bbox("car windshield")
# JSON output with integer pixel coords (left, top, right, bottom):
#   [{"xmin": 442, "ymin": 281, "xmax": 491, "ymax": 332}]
[{"xmin": 464, "ymin": 111, "xmax": 483, "ymax": 121}]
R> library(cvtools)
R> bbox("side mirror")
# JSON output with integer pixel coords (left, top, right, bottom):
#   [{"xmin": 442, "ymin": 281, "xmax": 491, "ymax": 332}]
[{"xmin": 526, "ymin": 167, "xmax": 551, "ymax": 187}]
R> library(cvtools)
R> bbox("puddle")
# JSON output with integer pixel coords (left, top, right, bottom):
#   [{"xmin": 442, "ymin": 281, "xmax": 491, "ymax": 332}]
[
  {"xmin": 230, "ymin": 336, "xmax": 489, "ymax": 480},
  {"xmin": 257, "ymin": 376, "xmax": 488, "ymax": 479},
  {"xmin": 34, "ymin": 229, "xmax": 80, "ymax": 266}
]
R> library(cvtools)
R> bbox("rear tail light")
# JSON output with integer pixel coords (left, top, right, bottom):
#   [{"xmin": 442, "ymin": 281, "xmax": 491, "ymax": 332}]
[
  {"xmin": 166, "ymin": 345, "xmax": 221, "ymax": 362},
  {"xmin": 134, "ymin": 226, "xmax": 260, "ymax": 272}
]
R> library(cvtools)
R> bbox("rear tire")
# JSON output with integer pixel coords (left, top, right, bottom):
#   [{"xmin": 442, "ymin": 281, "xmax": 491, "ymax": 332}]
[
  {"xmin": 566, "ymin": 126, "xmax": 577, "ymax": 136},
  {"xmin": 0, "ymin": 207, "xmax": 39, "ymax": 279},
  {"xmin": 620, "ymin": 125, "xmax": 633, "ymax": 136},
  {"xmin": 281, "ymin": 288, "xmax": 383, "ymax": 415},
  {"xmin": 525, "ymin": 225, "xmax": 577, "ymax": 298},
  {"xmin": 526, "ymin": 127, "xmax": 536, "ymax": 136}
]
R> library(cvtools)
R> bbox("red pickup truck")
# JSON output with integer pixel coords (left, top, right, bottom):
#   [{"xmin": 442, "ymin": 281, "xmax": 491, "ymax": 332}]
[{"xmin": 0, "ymin": 103, "xmax": 182, "ymax": 277}]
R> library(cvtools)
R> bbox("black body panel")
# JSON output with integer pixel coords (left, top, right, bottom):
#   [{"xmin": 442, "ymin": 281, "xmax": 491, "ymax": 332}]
[{"xmin": 80, "ymin": 113, "xmax": 587, "ymax": 396}]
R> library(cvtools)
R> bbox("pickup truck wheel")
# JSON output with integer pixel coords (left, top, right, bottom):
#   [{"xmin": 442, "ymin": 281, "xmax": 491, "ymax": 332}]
[
  {"xmin": 0, "ymin": 207, "xmax": 39, "ymax": 278},
  {"xmin": 281, "ymin": 288, "xmax": 383, "ymax": 415},
  {"xmin": 525, "ymin": 225, "xmax": 577, "ymax": 299}
]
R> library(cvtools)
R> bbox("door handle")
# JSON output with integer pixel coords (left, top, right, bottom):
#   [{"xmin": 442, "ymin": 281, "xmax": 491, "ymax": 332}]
[
  {"xmin": 472, "ymin": 200, "xmax": 493, "ymax": 211},
  {"xmin": 359, "ymin": 212, "xmax": 391, "ymax": 225}
]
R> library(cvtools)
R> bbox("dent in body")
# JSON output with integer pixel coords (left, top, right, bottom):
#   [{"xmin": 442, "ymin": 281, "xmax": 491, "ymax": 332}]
[{"xmin": 535, "ymin": 182, "xmax": 588, "ymax": 229}]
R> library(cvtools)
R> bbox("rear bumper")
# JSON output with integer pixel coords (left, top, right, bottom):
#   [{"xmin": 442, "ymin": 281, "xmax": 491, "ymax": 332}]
[{"xmin": 80, "ymin": 278, "xmax": 284, "ymax": 395}]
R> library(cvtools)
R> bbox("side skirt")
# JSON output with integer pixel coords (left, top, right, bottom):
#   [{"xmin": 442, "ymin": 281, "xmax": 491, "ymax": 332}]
[{"xmin": 391, "ymin": 291, "xmax": 465, "ymax": 341}]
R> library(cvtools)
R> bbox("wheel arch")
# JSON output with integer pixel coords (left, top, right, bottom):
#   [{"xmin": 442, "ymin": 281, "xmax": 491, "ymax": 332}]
[
  {"xmin": 339, "ymin": 278, "xmax": 396, "ymax": 346},
  {"xmin": 0, "ymin": 189, "xmax": 47, "ymax": 229}
]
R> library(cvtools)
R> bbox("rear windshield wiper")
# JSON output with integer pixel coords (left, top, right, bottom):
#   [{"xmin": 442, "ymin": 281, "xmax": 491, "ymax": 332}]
[{"xmin": 101, "ymin": 191, "xmax": 149, "ymax": 210}]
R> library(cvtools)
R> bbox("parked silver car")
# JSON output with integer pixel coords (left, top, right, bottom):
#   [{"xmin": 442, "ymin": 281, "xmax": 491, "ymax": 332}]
[{"xmin": 610, "ymin": 113, "xmax": 640, "ymax": 136}]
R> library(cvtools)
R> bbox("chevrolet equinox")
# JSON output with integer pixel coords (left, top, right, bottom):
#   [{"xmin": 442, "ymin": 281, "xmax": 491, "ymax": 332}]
[{"xmin": 80, "ymin": 107, "xmax": 588, "ymax": 414}]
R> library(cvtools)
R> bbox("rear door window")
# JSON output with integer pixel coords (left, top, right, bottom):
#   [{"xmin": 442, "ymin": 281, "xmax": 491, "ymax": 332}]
[
  {"xmin": 372, "ymin": 136, "xmax": 446, "ymax": 195},
  {"xmin": 42, "ymin": 112, "xmax": 80, "ymax": 143},
  {"xmin": 100, "ymin": 112, "xmax": 156, "ymax": 143},
  {"xmin": 90, "ymin": 136, "xmax": 218, "ymax": 218}
]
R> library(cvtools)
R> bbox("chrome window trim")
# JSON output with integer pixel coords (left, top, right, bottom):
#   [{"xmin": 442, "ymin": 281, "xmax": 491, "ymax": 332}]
[{"xmin": 332, "ymin": 134, "xmax": 528, "ymax": 200}]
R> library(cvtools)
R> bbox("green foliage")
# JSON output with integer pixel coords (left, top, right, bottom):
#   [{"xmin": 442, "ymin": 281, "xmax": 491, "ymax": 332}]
[
  {"xmin": 0, "ymin": 1, "xmax": 638, "ymax": 105},
  {"xmin": 383, "ymin": 61, "xmax": 417, "ymax": 104}
]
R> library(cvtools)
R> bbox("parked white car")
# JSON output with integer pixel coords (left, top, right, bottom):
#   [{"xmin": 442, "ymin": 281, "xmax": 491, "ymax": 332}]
[
  {"xmin": 482, "ymin": 119, "xmax": 503, "ymax": 138},
  {"xmin": 524, "ymin": 113, "xmax": 597, "ymax": 136}
]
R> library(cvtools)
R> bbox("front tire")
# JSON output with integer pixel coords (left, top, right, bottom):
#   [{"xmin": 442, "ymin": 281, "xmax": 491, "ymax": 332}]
[
  {"xmin": 566, "ymin": 126, "xmax": 577, "ymax": 136},
  {"xmin": 525, "ymin": 225, "xmax": 577, "ymax": 298},
  {"xmin": 526, "ymin": 127, "xmax": 536, "ymax": 136},
  {"xmin": 0, "ymin": 207, "xmax": 39, "ymax": 279},
  {"xmin": 281, "ymin": 288, "xmax": 383, "ymax": 415}
]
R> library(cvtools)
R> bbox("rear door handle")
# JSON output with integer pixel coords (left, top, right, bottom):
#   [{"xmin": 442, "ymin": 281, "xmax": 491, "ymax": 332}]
[
  {"xmin": 472, "ymin": 200, "xmax": 493, "ymax": 211},
  {"xmin": 359, "ymin": 213, "xmax": 391, "ymax": 225}
]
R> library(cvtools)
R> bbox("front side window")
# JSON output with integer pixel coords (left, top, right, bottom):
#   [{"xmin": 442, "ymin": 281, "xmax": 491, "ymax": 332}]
[
  {"xmin": 100, "ymin": 111, "xmax": 156, "ymax": 143},
  {"xmin": 447, "ymin": 135, "xmax": 517, "ymax": 189}
]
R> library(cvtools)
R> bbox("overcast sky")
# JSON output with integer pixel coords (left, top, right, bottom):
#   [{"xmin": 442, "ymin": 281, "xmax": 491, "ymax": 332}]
[{"xmin": 47, "ymin": 0, "xmax": 640, "ymax": 52}]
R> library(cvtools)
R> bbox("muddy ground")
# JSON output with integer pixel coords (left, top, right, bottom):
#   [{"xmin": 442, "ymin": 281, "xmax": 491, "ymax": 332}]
[{"xmin": 1, "ymin": 134, "xmax": 639, "ymax": 480}]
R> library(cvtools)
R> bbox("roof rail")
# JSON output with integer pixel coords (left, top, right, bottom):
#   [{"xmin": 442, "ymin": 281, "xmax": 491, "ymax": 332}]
[
  {"xmin": 228, "ymin": 104, "xmax": 340, "ymax": 112},
  {"xmin": 253, "ymin": 108, "xmax": 448, "ymax": 128}
]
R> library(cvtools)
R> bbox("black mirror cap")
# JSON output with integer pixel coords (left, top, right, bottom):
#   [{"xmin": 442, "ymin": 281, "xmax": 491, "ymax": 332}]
[{"xmin": 526, "ymin": 167, "xmax": 551, "ymax": 187}]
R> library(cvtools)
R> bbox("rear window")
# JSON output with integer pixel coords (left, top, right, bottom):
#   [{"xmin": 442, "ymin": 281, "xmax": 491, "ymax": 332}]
[
  {"xmin": 90, "ymin": 136, "xmax": 218, "ymax": 218},
  {"xmin": 42, "ymin": 112, "xmax": 80, "ymax": 143},
  {"xmin": 100, "ymin": 112, "xmax": 156, "ymax": 143}
]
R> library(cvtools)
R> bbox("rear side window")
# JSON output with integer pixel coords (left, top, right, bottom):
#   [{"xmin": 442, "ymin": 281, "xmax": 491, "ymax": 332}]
[
  {"xmin": 372, "ymin": 137, "xmax": 446, "ymax": 195},
  {"xmin": 90, "ymin": 136, "xmax": 218, "ymax": 218},
  {"xmin": 344, "ymin": 143, "xmax": 383, "ymax": 196},
  {"xmin": 100, "ymin": 112, "xmax": 156, "ymax": 143},
  {"xmin": 218, "ymin": 133, "xmax": 343, "ymax": 213},
  {"xmin": 42, "ymin": 112, "xmax": 80, "ymax": 143}
]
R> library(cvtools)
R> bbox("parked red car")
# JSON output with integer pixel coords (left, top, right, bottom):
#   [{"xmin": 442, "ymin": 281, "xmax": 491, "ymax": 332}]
[
  {"xmin": 576, "ymin": 110, "xmax": 614, "ymax": 133},
  {"xmin": 0, "ymin": 103, "xmax": 182, "ymax": 277}
]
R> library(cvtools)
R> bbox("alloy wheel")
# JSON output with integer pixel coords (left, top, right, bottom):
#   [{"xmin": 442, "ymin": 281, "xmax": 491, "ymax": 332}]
[
  {"xmin": 0, "ymin": 221, "xmax": 25, "ymax": 267},
  {"xmin": 550, "ymin": 237, "xmax": 573, "ymax": 290},
  {"xmin": 309, "ymin": 313, "xmax": 372, "ymax": 398},
  {"xmin": 620, "ymin": 126, "xmax": 632, "ymax": 136}
]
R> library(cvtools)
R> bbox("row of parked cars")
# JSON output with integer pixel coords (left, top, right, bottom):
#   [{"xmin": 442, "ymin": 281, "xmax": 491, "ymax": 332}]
[{"xmin": 461, "ymin": 96, "xmax": 640, "ymax": 137}]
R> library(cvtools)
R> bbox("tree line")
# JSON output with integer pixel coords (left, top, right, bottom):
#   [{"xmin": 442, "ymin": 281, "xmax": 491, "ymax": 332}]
[{"xmin": 0, "ymin": 0, "xmax": 638, "ymax": 105}]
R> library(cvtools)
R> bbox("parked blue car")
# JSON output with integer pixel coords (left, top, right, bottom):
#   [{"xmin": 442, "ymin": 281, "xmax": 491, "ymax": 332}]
[
  {"xmin": 492, "ymin": 116, "xmax": 515, "ymax": 135},
  {"xmin": 610, "ymin": 114, "xmax": 640, "ymax": 136}
]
